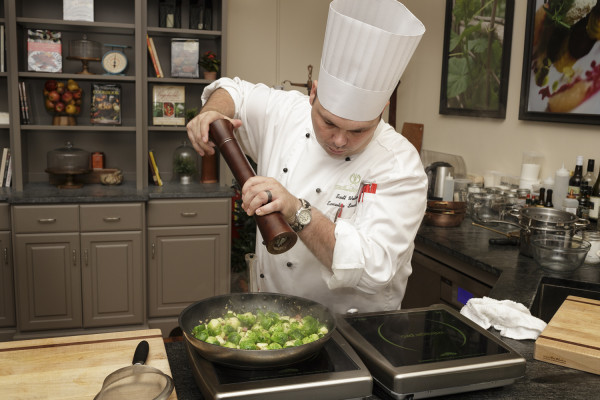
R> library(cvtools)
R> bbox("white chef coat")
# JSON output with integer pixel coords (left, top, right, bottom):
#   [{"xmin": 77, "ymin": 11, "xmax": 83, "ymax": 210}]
[{"xmin": 202, "ymin": 77, "xmax": 427, "ymax": 314}]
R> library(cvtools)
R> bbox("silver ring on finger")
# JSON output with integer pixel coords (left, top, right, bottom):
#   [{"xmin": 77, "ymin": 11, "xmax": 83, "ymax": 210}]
[{"xmin": 265, "ymin": 190, "xmax": 272, "ymax": 203}]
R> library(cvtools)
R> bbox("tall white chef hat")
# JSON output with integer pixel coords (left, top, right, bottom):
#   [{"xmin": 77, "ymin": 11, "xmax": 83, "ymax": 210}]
[{"xmin": 318, "ymin": 0, "xmax": 425, "ymax": 121}]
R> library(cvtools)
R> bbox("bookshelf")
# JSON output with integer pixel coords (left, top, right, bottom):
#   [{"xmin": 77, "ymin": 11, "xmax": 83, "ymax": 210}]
[{"xmin": 1, "ymin": 0, "xmax": 227, "ymax": 192}]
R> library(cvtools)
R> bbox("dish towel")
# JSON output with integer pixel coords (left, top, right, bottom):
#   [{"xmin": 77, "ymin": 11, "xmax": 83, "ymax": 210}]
[{"xmin": 460, "ymin": 297, "xmax": 547, "ymax": 340}]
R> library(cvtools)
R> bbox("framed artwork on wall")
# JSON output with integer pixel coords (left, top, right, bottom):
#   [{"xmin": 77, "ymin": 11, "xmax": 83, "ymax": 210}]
[
  {"xmin": 439, "ymin": 0, "xmax": 514, "ymax": 119},
  {"xmin": 519, "ymin": 0, "xmax": 600, "ymax": 125}
]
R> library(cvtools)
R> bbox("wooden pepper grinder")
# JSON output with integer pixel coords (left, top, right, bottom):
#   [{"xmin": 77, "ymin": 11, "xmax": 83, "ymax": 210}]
[{"xmin": 208, "ymin": 119, "xmax": 297, "ymax": 254}]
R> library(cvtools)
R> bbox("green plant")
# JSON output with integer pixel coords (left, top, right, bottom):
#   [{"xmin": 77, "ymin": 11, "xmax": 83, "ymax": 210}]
[
  {"xmin": 446, "ymin": 0, "xmax": 507, "ymax": 111},
  {"xmin": 199, "ymin": 51, "xmax": 220, "ymax": 72},
  {"xmin": 174, "ymin": 156, "xmax": 196, "ymax": 176},
  {"xmin": 186, "ymin": 108, "xmax": 198, "ymax": 123}
]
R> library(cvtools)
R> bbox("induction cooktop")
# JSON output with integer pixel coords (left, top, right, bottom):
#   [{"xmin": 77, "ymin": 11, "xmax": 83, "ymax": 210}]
[{"xmin": 337, "ymin": 304, "xmax": 526, "ymax": 399}]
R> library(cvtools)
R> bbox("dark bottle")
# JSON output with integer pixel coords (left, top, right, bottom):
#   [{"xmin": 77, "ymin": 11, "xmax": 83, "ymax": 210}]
[
  {"xmin": 583, "ymin": 159, "xmax": 596, "ymax": 187},
  {"xmin": 568, "ymin": 155, "xmax": 584, "ymax": 199},
  {"xmin": 537, "ymin": 187, "xmax": 546, "ymax": 207},
  {"xmin": 590, "ymin": 172, "xmax": 600, "ymax": 221},
  {"xmin": 578, "ymin": 186, "xmax": 591, "ymax": 219},
  {"xmin": 544, "ymin": 188, "xmax": 554, "ymax": 208}
]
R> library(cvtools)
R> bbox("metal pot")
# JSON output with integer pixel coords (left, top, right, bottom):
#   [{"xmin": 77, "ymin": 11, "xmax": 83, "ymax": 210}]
[
  {"xmin": 483, "ymin": 207, "xmax": 589, "ymax": 257},
  {"xmin": 179, "ymin": 292, "xmax": 336, "ymax": 368}
]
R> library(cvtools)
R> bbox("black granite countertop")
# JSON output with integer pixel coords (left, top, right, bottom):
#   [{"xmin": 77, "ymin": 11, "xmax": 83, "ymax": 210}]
[
  {"xmin": 165, "ymin": 218, "xmax": 600, "ymax": 400},
  {"xmin": 1, "ymin": 181, "xmax": 234, "ymax": 204}
]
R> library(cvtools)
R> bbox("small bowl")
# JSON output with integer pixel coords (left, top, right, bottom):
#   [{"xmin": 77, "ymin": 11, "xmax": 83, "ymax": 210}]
[{"xmin": 531, "ymin": 234, "xmax": 591, "ymax": 273}]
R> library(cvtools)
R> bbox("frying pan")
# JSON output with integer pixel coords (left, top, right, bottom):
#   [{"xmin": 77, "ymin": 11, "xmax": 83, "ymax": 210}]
[
  {"xmin": 94, "ymin": 340, "xmax": 174, "ymax": 400},
  {"xmin": 179, "ymin": 292, "xmax": 336, "ymax": 368}
]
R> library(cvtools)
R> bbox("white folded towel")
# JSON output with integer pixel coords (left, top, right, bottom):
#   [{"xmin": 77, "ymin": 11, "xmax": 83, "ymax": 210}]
[{"xmin": 460, "ymin": 297, "xmax": 547, "ymax": 340}]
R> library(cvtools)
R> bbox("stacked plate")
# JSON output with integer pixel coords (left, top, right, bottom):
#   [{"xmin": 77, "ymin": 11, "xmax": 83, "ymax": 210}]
[{"xmin": 423, "ymin": 201, "xmax": 467, "ymax": 227}]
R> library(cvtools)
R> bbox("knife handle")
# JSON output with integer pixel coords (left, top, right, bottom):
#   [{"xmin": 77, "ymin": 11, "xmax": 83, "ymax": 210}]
[
  {"xmin": 133, "ymin": 340, "xmax": 149, "ymax": 365},
  {"xmin": 209, "ymin": 119, "xmax": 297, "ymax": 254}
]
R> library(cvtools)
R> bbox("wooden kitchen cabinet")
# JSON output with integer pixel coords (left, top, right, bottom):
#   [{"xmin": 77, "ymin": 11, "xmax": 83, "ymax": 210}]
[
  {"xmin": 12, "ymin": 203, "xmax": 145, "ymax": 334},
  {"xmin": 0, "ymin": 203, "xmax": 15, "ymax": 340},
  {"xmin": 147, "ymin": 198, "xmax": 230, "ymax": 336}
]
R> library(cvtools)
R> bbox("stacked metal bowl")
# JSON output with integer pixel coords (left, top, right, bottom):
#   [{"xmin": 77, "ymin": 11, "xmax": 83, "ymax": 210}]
[{"xmin": 423, "ymin": 201, "xmax": 467, "ymax": 227}]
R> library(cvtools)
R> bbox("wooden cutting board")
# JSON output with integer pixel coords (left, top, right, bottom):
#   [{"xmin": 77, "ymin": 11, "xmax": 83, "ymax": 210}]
[
  {"xmin": 534, "ymin": 296, "xmax": 600, "ymax": 375},
  {"xmin": 0, "ymin": 329, "xmax": 177, "ymax": 399}
]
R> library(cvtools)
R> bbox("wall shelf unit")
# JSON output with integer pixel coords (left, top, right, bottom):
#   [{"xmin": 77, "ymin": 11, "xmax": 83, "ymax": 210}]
[{"xmin": 1, "ymin": 0, "xmax": 228, "ymax": 192}]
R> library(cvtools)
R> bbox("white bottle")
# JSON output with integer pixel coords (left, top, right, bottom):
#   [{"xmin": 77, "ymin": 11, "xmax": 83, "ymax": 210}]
[{"xmin": 553, "ymin": 163, "xmax": 570, "ymax": 210}]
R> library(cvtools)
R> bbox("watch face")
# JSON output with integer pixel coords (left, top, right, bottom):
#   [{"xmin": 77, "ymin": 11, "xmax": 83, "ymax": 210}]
[
  {"xmin": 298, "ymin": 209, "xmax": 311, "ymax": 225},
  {"xmin": 102, "ymin": 51, "xmax": 127, "ymax": 74}
]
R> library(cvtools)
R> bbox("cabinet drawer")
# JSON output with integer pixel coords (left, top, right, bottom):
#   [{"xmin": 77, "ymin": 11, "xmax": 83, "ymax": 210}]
[
  {"xmin": 12, "ymin": 205, "xmax": 79, "ymax": 234},
  {"xmin": 0, "ymin": 203, "xmax": 9, "ymax": 230},
  {"xmin": 147, "ymin": 198, "xmax": 230, "ymax": 227},
  {"xmin": 80, "ymin": 203, "xmax": 144, "ymax": 232}
]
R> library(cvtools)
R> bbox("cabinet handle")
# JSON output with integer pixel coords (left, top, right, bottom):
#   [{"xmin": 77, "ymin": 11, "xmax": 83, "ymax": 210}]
[
  {"xmin": 38, "ymin": 218, "xmax": 56, "ymax": 224},
  {"xmin": 84, "ymin": 249, "xmax": 89, "ymax": 266},
  {"xmin": 72, "ymin": 250, "xmax": 77, "ymax": 266},
  {"xmin": 152, "ymin": 243, "xmax": 155, "ymax": 259},
  {"xmin": 103, "ymin": 216, "xmax": 121, "ymax": 222},
  {"xmin": 181, "ymin": 212, "xmax": 197, "ymax": 217}
]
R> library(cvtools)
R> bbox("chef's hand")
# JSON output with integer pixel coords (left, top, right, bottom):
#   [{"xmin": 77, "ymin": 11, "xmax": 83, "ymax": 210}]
[
  {"xmin": 242, "ymin": 176, "xmax": 300, "ymax": 224},
  {"xmin": 186, "ymin": 110, "xmax": 242, "ymax": 156}
]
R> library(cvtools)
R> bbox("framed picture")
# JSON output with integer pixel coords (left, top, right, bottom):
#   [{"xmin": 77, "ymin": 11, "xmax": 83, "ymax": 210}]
[
  {"xmin": 519, "ymin": 0, "xmax": 600, "ymax": 125},
  {"xmin": 439, "ymin": 0, "xmax": 514, "ymax": 119}
]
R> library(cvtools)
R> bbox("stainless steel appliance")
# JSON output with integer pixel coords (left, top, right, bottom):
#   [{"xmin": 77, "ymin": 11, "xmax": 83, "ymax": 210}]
[
  {"xmin": 184, "ymin": 330, "xmax": 372, "ymax": 400},
  {"xmin": 336, "ymin": 304, "xmax": 526, "ymax": 399},
  {"xmin": 425, "ymin": 161, "xmax": 454, "ymax": 200}
]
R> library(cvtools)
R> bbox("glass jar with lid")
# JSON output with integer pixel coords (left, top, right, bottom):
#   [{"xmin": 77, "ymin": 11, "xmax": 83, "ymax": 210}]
[{"xmin": 173, "ymin": 140, "xmax": 198, "ymax": 184}]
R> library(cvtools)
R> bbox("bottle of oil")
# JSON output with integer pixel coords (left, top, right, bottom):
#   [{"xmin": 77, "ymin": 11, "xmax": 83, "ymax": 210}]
[{"xmin": 568, "ymin": 156, "xmax": 584, "ymax": 199}]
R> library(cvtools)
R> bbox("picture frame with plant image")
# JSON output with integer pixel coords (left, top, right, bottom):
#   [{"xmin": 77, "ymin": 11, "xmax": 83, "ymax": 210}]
[{"xmin": 439, "ymin": 0, "xmax": 514, "ymax": 119}]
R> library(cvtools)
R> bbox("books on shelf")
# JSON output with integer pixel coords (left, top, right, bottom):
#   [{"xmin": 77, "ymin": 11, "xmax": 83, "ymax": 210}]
[
  {"xmin": 27, "ymin": 29, "xmax": 62, "ymax": 73},
  {"xmin": 18, "ymin": 81, "xmax": 32, "ymax": 125},
  {"xmin": 146, "ymin": 35, "xmax": 164, "ymax": 78},
  {"xmin": 4, "ymin": 152, "xmax": 12, "ymax": 187},
  {"xmin": 90, "ymin": 83, "xmax": 122, "ymax": 125},
  {"xmin": 148, "ymin": 150, "xmax": 163, "ymax": 186},
  {"xmin": 1, "ymin": 24, "xmax": 5, "ymax": 73},
  {"xmin": 152, "ymin": 85, "xmax": 185, "ymax": 126},
  {"xmin": 63, "ymin": 0, "xmax": 94, "ymax": 22},
  {"xmin": 0, "ymin": 148, "xmax": 10, "ymax": 187},
  {"xmin": 171, "ymin": 38, "xmax": 199, "ymax": 78}
]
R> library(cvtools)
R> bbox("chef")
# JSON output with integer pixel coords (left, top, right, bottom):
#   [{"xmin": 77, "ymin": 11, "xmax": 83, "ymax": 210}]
[{"xmin": 187, "ymin": 0, "xmax": 427, "ymax": 314}]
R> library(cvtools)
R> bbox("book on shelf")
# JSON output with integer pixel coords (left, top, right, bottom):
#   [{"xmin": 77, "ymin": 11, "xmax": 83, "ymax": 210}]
[
  {"xmin": 146, "ymin": 35, "xmax": 164, "ymax": 78},
  {"xmin": 90, "ymin": 83, "xmax": 122, "ymax": 125},
  {"xmin": 4, "ymin": 151, "xmax": 11, "ymax": 187},
  {"xmin": 63, "ymin": 0, "xmax": 94, "ymax": 22},
  {"xmin": 148, "ymin": 150, "xmax": 163, "ymax": 186},
  {"xmin": 27, "ymin": 29, "xmax": 62, "ymax": 72},
  {"xmin": 1, "ymin": 24, "xmax": 5, "ymax": 73},
  {"xmin": 18, "ymin": 82, "xmax": 32, "ymax": 125},
  {"xmin": 0, "ymin": 148, "xmax": 8, "ymax": 186},
  {"xmin": 152, "ymin": 85, "xmax": 185, "ymax": 126},
  {"xmin": 171, "ymin": 38, "xmax": 199, "ymax": 78}
]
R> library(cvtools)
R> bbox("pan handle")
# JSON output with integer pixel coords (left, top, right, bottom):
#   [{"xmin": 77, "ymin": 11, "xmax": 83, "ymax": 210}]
[{"xmin": 133, "ymin": 340, "xmax": 149, "ymax": 366}]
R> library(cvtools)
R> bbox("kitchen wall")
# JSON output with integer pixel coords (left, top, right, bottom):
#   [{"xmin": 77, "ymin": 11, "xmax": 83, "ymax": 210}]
[{"xmin": 226, "ymin": 0, "xmax": 600, "ymax": 182}]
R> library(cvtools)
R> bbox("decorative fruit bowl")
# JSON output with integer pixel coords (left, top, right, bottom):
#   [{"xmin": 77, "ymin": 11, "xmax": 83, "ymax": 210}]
[{"xmin": 43, "ymin": 79, "xmax": 83, "ymax": 125}]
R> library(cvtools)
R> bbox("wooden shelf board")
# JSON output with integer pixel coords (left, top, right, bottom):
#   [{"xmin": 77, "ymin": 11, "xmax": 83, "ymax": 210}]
[
  {"xmin": 18, "ymin": 72, "xmax": 136, "ymax": 82},
  {"xmin": 16, "ymin": 17, "xmax": 135, "ymax": 34},
  {"xmin": 20, "ymin": 124, "xmax": 137, "ymax": 132}
]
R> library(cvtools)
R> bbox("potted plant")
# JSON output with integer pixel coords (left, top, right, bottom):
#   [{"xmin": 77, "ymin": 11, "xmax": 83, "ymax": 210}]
[{"xmin": 199, "ymin": 51, "xmax": 220, "ymax": 81}]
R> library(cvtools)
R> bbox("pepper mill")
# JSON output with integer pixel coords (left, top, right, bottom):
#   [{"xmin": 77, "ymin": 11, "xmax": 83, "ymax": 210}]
[{"xmin": 208, "ymin": 119, "xmax": 297, "ymax": 254}]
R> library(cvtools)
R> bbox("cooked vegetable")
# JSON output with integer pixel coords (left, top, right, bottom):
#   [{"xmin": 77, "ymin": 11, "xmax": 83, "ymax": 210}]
[{"xmin": 192, "ymin": 310, "xmax": 329, "ymax": 350}]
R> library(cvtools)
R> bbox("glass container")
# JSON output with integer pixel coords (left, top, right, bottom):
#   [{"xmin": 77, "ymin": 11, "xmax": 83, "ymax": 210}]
[
  {"xmin": 47, "ymin": 141, "xmax": 90, "ymax": 172},
  {"xmin": 173, "ymin": 140, "xmax": 198, "ymax": 184}
]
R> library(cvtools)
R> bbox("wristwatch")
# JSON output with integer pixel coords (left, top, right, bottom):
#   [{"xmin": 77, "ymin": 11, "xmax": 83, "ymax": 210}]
[{"xmin": 290, "ymin": 198, "xmax": 312, "ymax": 232}]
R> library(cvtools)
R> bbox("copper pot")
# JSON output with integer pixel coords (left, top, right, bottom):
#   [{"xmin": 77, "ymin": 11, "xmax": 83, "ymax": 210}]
[{"xmin": 423, "ymin": 210, "xmax": 466, "ymax": 227}]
